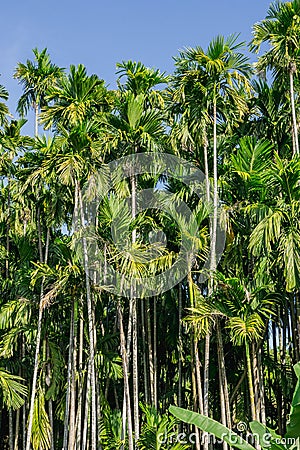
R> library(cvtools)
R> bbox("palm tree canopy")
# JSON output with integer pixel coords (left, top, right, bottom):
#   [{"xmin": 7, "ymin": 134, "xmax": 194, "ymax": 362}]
[
  {"xmin": 40, "ymin": 64, "xmax": 111, "ymax": 130},
  {"xmin": 14, "ymin": 47, "xmax": 64, "ymax": 116},
  {"xmin": 251, "ymin": 0, "xmax": 300, "ymax": 76}
]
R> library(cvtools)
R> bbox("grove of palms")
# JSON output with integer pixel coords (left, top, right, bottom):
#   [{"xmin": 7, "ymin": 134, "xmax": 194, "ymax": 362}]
[{"xmin": 1, "ymin": 1, "xmax": 300, "ymax": 449}]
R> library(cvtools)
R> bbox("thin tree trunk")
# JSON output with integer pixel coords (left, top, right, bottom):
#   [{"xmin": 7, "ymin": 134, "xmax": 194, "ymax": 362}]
[
  {"xmin": 194, "ymin": 341, "xmax": 203, "ymax": 414},
  {"xmin": 14, "ymin": 408, "xmax": 20, "ymax": 450},
  {"xmin": 178, "ymin": 284, "xmax": 183, "ymax": 409},
  {"xmin": 146, "ymin": 298, "xmax": 155, "ymax": 406},
  {"xmin": 258, "ymin": 345, "xmax": 266, "ymax": 425},
  {"xmin": 290, "ymin": 295, "xmax": 299, "ymax": 363},
  {"xmin": 216, "ymin": 319, "xmax": 231, "ymax": 429},
  {"xmin": 82, "ymin": 365, "xmax": 90, "ymax": 450},
  {"xmin": 296, "ymin": 293, "xmax": 300, "ymax": 365},
  {"xmin": 69, "ymin": 295, "xmax": 78, "ymax": 450},
  {"xmin": 117, "ymin": 301, "xmax": 134, "ymax": 450},
  {"xmin": 130, "ymin": 174, "xmax": 139, "ymax": 443},
  {"xmin": 76, "ymin": 313, "xmax": 84, "ymax": 450},
  {"xmin": 78, "ymin": 182, "xmax": 97, "ymax": 450},
  {"xmin": 140, "ymin": 299, "xmax": 149, "ymax": 404},
  {"xmin": 34, "ymin": 103, "xmax": 39, "ymax": 137},
  {"xmin": 230, "ymin": 370, "xmax": 246, "ymax": 405},
  {"xmin": 9, "ymin": 409, "xmax": 13, "ymax": 450},
  {"xmin": 289, "ymin": 66, "xmax": 299, "ymax": 156},
  {"xmin": 25, "ymin": 228, "xmax": 50, "ymax": 450},
  {"xmin": 188, "ymin": 275, "xmax": 201, "ymax": 450},
  {"xmin": 203, "ymin": 98, "xmax": 218, "ymax": 450},
  {"xmin": 63, "ymin": 298, "xmax": 75, "ymax": 449},
  {"xmin": 203, "ymin": 129, "xmax": 210, "ymax": 203},
  {"xmin": 121, "ymin": 294, "xmax": 133, "ymax": 446},
  {"xmin": 245, "ymin": 341, "xmax": 256, "ymax": 421},
  {"xmin": 216, "ymin": 320, "xmax": 229, "ymax": 450},
  {"xmin": 153, "ymin": 296, "xmax": 157, "ymax": 410},
  {"xmin": 211, "ymin": 99, "xmax": 218, "ymax": 273},
  {"xmin": 252, "ymin": 342, "xmax": 260, "ymax": 422},
  {"xmin": 203, "ymin": 334, "xmax": 210, "ymax": 450},
  {"xmin": 22, "ymin": 333, "xmax": 26, "ymax": 450},
  {"xmin": 46, "ymin": 340, "xmax": 55, "ymax": 450}
]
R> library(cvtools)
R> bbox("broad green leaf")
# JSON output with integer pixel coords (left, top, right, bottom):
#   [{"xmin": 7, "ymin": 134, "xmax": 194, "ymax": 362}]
[
  {"xmin": 249, "ymin": 421, "xmax": 285, "ymax": 450},
  {"xmin": 169, "ymin": 406, "xmax": 256, "ymax": 450},
  {"xmin": 286, "ymin": 362, "xmax": 300, "ymax": 439}
]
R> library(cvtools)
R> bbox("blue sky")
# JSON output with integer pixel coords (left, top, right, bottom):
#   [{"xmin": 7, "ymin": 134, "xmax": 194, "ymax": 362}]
[{"xmin": 1, "ymin": 0, "xmax": 272, "ymax": 130}]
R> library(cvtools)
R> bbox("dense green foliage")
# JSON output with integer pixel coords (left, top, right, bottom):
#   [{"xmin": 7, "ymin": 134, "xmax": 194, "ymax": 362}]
[{"xmin": 1, "ymin": 1, "xmax": 300, "ymax": 449}]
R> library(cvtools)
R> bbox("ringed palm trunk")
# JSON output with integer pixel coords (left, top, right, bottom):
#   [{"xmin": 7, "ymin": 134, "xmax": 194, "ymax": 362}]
[
  {"xmin": 216, "ymin": 319, "xmax": 231, "ymax": 450},
  {"xmin": 25, "ymin": 227, "xmax": 50, "ymax": 450},
  {"xmin": 178, "ymin": 285, "xmax": 183, "ymax": 410},
  {"xmin": 289, "ymin": 64, "xmax": 299, "ymax": 156},
  {"xmin": 5, "ymin": 180, "xmax": 14, "ymax": 450},
  {"xmin": 140, "ymin": 299, "xmax": 149, "ymax": 404},
  {"xmin": 203, "ymin": 128, "xmax": 210, "ymax": 203},
  {"xmin": 211, "ymin": 98, "xmax": 218, "ymax": 274},
  {"xmin": 146, "ymin": 298, "xmax": 155, "ymax": 406},
  {"xmin": 131, "ymin": 173, "xmax": 139, "ymax": 442},
  {"xmin": 76, "ymin": 310, "xmax": 84, "ymax": 449},
  {"xmin": 117, "ymin": 301, "xmax": 134, "ymax": 450},
  {"xmin": 46, "ymin": 339, "xmax": 55, "ymax": 450},
  {"xmin": 153, "ymin": 295, "xmax": 157, "ymax": 410},
  {"xmin": 121, "ymin": 290, "xmax": 133, "ymax": 447},
  {"xmin": 69, "ymin": 296, "xmax": 78, "ymax": 450},
  {"xmin": 245, "ymin": 340, "xmax": 256, "ymax": 421},
  {"xmin": 203, "ymin": 97, "xmax": 219, "ymax": 450},
  {"xmin": 34, "ymin": 102, "xmax": 39, "ymax": 137},
  {"xmin": 216, "ymin": 319, "xmax": 231, "ymax": 428},
  {"xmin": 63, "ymin": 300, "xmax": 74, "ymax": 449},
  {"xmin": 188, "ymin": 273, "xmax": 201, "ymax": 450},
  {"xmin": 77, "ymin": 181, "xmax": 97, "ymax": 450}
]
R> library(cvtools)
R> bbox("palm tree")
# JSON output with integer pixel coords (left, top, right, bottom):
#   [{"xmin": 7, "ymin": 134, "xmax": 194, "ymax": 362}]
[
  {"xmin": 249, "ymin": 79, "xmax": 293, "ymax": 156},
  {"xmin": 249, "ymin": 153, "xmax": 300, "ymax": 366},
  {"xmin": 99, "ymin": 62, "xmax": 168, "ymax": 444},
  {"xmin": 37, "ymin": 120, "xmax": 107, "ymax": 450},
  {"xmin": 251, "ymin": 0, "xmax": 300, "ymax": 155},
  {"xmin": 40, "ymin": 63, "xmax": 110, "ymax": 131},
  {"xmin": 213, "ymin": 275, "xmax": 276, "ymax": 422},
  {"xmin": 32, "ymin": 65, "xmax": 110, "ymax": 449},
  {"xmin": 173, "ymin": 35, "xmax": 252, "ymax": 445},
  {"xmin": 249, "ymin": 154, "xmax": 300, "ymax": 293},
  {"xmin": 116, "ymin": 60, "xmax": 169, "ymax": 109},
  {"xmin": 14, "ymin": 48, "xmax": 63, "ymax": 136}
]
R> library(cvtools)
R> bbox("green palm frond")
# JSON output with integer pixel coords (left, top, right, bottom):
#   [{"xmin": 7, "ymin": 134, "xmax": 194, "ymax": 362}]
[
  {"xmin": 231, "ymin": 137, "xmax": 273, "ymax": 182},
  {"xmin": 31, "ymin": 386, "xmax": 51, "ymax": 450},
  {"xmin": 0, "ymin": 368, "xmax": 28, "ymax": 409},
  {"xmin": 227, "ymin": 313, "xmax": 265, "ymax": 346}
]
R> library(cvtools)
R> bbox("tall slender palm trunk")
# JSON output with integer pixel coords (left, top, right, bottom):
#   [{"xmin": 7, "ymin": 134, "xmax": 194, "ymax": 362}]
[
  {"xmin": 216, "ymin": 319, "xmax": 231, "ymax": 450},
  {"xmin": 78, "ymin": 182, "xmax": 97, "ymax": 450},
  {"xmin": 289, "ymin": 66, "xmax": 299, "ymax": 156},
  {"xmin": 188, "ymin": 274, "xmax": 201, "ymax": 450},
  {"xmin": 146, "ymin": 298, "xmax": 155, "ymax": 406},
  {"xmin": 131, "ymin": 174, "xmax": 139, "ymax": 443},
  {"xmin": 34, "ymin": 103, "xmax": 39, "ymax": 138},
  {"xmin": 245, "ymin": 340, "xmax": 256, "ymax": 421},
  {"xmin": 63, "ymin": 300, "xmax": 75, "ymax": 449},
  {"xmin": 178, "ymin": 285, "xmax": 183, "ymax": 410},
  {"xmin": 25, "ymin": 228, "xmax": 50, "ymax": 450},
  {"xmin": 118, "ymin": 301, "xmax": 134, "ymax": 450}
]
